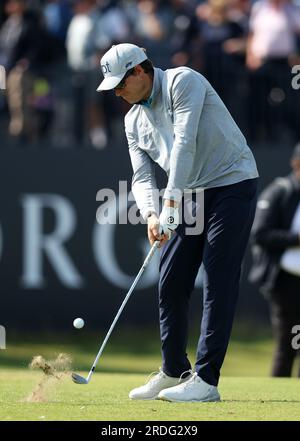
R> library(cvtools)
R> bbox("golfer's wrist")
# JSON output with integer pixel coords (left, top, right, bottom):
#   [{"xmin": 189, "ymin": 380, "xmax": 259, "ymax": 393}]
[
  {"xmin": 147, "ymin": 211, "xmax": 158, "ymax": 222},
  {"xmin": 164, "ymin": 199, "xmax": 179, "ymax": 208}
]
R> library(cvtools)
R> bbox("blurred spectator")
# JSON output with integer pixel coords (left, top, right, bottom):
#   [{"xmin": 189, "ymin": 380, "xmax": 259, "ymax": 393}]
[
  {"xmin": 167, "ymin": 0, "xmax": 199, "ymax": 67},
  {"xmin": 127, "ymin": 0, "xmax": 175, "ymax": 68},
  {"xmin": 249, "ymin": 142, "xmax": 300, "ymax": 377},
  {"xmin": 66, "ymin": 0, "xmax": 129, "ymax": 148},
  {"xmin": 223, "ymin": 0, "xmax": 252, "ymax": 132},
  {"xmin": 246, "ymin": 0, "xmax": 300, "ymax": 142},
  {"xmin": 0, "ymin": 0, "xmax": 299, "ymax": 148},
  {"xmin": 0, "ymin": 0, "xmax": 58, "ymax": 142},
  {"xmin": 227, "ymin": 0, "xmax": 251, "ymax": 32},
  {"xmin": 43, "ymin": 0, "xmax": 73, "ymax": 56},
  {"xmin": 192, "ymin": 0, "xmax": 247, "ymax": 103}
]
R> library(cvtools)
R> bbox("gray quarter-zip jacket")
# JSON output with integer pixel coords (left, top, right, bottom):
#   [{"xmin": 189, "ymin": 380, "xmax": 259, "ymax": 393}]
[{"xmin": 125, "ymin": 66, "xmax": 259, "ymax": 220}]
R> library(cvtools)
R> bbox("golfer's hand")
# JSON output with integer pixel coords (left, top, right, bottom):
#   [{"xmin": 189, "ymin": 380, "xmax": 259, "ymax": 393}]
[
  {"xmin": 147, "ymin": 213, "xmax": 169, "ymax": 248},
  {"xmin": 159, "ymin": 205, "xmax": 179, "ymax": 236}
]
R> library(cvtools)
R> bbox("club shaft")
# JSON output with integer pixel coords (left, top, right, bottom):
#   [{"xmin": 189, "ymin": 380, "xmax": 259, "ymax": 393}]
[{"xmin": 86, "ymin": 241, "xmax": 160, "ymax": 382}]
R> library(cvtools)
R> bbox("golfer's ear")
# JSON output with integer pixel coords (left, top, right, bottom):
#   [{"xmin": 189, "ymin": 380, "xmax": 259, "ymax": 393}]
[{"xmin": 135, "ymin": 65, "xmax": 143, "ymax": 75}]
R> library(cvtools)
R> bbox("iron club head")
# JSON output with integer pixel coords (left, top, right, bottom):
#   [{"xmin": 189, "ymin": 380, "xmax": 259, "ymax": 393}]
[{"xmin": 72, "ymin": 372, "xmax": 88, "ymax": 384}]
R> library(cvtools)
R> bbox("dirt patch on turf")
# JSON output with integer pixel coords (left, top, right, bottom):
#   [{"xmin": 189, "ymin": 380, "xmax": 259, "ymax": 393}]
[{"xmin": 24, "ymin": 353, "xmax": 72, "ymax": 402}]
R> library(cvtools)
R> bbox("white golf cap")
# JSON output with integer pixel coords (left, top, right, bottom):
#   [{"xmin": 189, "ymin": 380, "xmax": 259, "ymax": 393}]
[{"xmin": 97, "ymin": 43, "xmax": 148, "ymax": 91}]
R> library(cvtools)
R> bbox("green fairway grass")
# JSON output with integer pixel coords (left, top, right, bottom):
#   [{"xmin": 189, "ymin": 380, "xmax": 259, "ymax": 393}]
[
  {"xmin": 0, "ymin": 370, "xmax": 300, "ymax": 421},
  {"xmin": 1, "ymin": 327, "xmax": 300, "ymax": 420}
]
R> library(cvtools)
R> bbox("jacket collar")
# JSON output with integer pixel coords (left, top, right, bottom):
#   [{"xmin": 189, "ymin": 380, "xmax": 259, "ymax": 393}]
[{"xmin": 137, "ymin": 67, "xmax": 162, "ymax": 107}]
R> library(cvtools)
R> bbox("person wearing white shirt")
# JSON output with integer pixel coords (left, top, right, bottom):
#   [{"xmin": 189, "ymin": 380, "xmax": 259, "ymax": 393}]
[{"xmin": 246, "ymin": 0, "xmax": 300, "ymax": 142}]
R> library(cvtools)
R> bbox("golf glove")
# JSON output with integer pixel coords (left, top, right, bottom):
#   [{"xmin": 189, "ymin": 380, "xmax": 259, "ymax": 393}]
[{"xmin": 159, "ymin": 206, "xmax": 179, "ymax": 237}]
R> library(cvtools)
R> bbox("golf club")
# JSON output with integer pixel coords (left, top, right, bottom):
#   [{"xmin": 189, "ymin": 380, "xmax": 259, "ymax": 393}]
[{"xmin": 72, "ymin": 240, "xmax": 160, "ymax": 385}]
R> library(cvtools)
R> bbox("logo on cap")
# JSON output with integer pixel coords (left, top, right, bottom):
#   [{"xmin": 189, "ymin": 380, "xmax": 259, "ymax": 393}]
[
  {"xmin": 125, "ymin": 61, "xmax": 133, "ymax": 69},
  {"xmin": 101, "ymin": 62, "xmax": 111, "ymax": 76}
]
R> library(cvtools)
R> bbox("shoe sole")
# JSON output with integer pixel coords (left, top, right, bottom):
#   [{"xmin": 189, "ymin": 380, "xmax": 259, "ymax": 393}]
[
  {"xmin": 158, "ymin": 395, "xmax": 221, "ymax": 403},
  {"xmin": 129, "ymin": 395, "xmax": 159, "ymax": 401}
]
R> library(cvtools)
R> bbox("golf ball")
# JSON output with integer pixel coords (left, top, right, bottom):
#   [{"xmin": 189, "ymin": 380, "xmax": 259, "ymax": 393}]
[{"xmin": 73, "ymin": 318, "xmax": 84, "ymax": 329}]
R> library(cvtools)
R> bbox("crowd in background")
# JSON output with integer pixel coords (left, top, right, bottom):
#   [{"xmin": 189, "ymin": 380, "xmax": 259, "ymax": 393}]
[{"xmin": 0, "ymin": 0, "xmax": 300, "ymax": 148}]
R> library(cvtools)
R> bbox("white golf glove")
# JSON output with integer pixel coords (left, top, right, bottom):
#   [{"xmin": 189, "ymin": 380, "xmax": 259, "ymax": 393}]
[{"xmin": 159, "ymin": 206, "xmax": 179, "ymax": 237}]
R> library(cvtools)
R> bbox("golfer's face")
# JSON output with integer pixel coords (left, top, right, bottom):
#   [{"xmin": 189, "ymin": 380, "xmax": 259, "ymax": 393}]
[{"xmin": 114, "ymin": 70, "xmax": 147, "ymax": 104}]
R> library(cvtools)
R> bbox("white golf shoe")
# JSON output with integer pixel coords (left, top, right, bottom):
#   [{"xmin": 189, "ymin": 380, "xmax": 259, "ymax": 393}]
[
  {"xmin": 129, "ymin": 368, "xmax": 192, "ymax": 400},
  {"xmin": 158, "ymin": 373, "xmax": 221, "ymax": 402}
]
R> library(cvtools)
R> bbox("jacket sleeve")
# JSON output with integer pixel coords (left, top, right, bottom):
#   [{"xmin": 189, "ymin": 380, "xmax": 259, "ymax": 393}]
[
  {"xmin": 127, "ymin": 129, "xmax": 159, "ymax": 221},
  {"xmin": 252, "ymin": 179, "xmax": 300, "ymax": 251},
  {"xmin": 163, "ymin": 69, "xmax": 205, "ymax": 202}
]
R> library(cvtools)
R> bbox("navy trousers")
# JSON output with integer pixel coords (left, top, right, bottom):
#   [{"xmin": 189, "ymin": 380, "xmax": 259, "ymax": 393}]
[{"xmin": 158, "ymin": 178, "xmax": 258, "ymax": 386}]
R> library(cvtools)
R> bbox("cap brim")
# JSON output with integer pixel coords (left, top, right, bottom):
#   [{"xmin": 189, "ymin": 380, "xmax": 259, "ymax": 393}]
[{"xmin": 96, "ymin": 73, "xmax": 125, "ymax": 91}]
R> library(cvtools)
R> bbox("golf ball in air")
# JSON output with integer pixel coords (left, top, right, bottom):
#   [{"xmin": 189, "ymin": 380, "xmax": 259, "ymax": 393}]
[{"xmin": 73, "ymin": 318, "xmax": 84, "ymax": 329}]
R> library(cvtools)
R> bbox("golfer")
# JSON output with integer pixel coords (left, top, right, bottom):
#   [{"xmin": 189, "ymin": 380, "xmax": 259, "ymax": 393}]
[{"xmin": 97, "ymin": 43, "xmax": 259, "ymax": 402}]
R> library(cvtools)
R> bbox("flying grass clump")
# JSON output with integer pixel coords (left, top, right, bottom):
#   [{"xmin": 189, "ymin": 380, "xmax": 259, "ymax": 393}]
[{"xmin": 24, "ymin": 353, "xmax": 72, "ymax": 402}]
